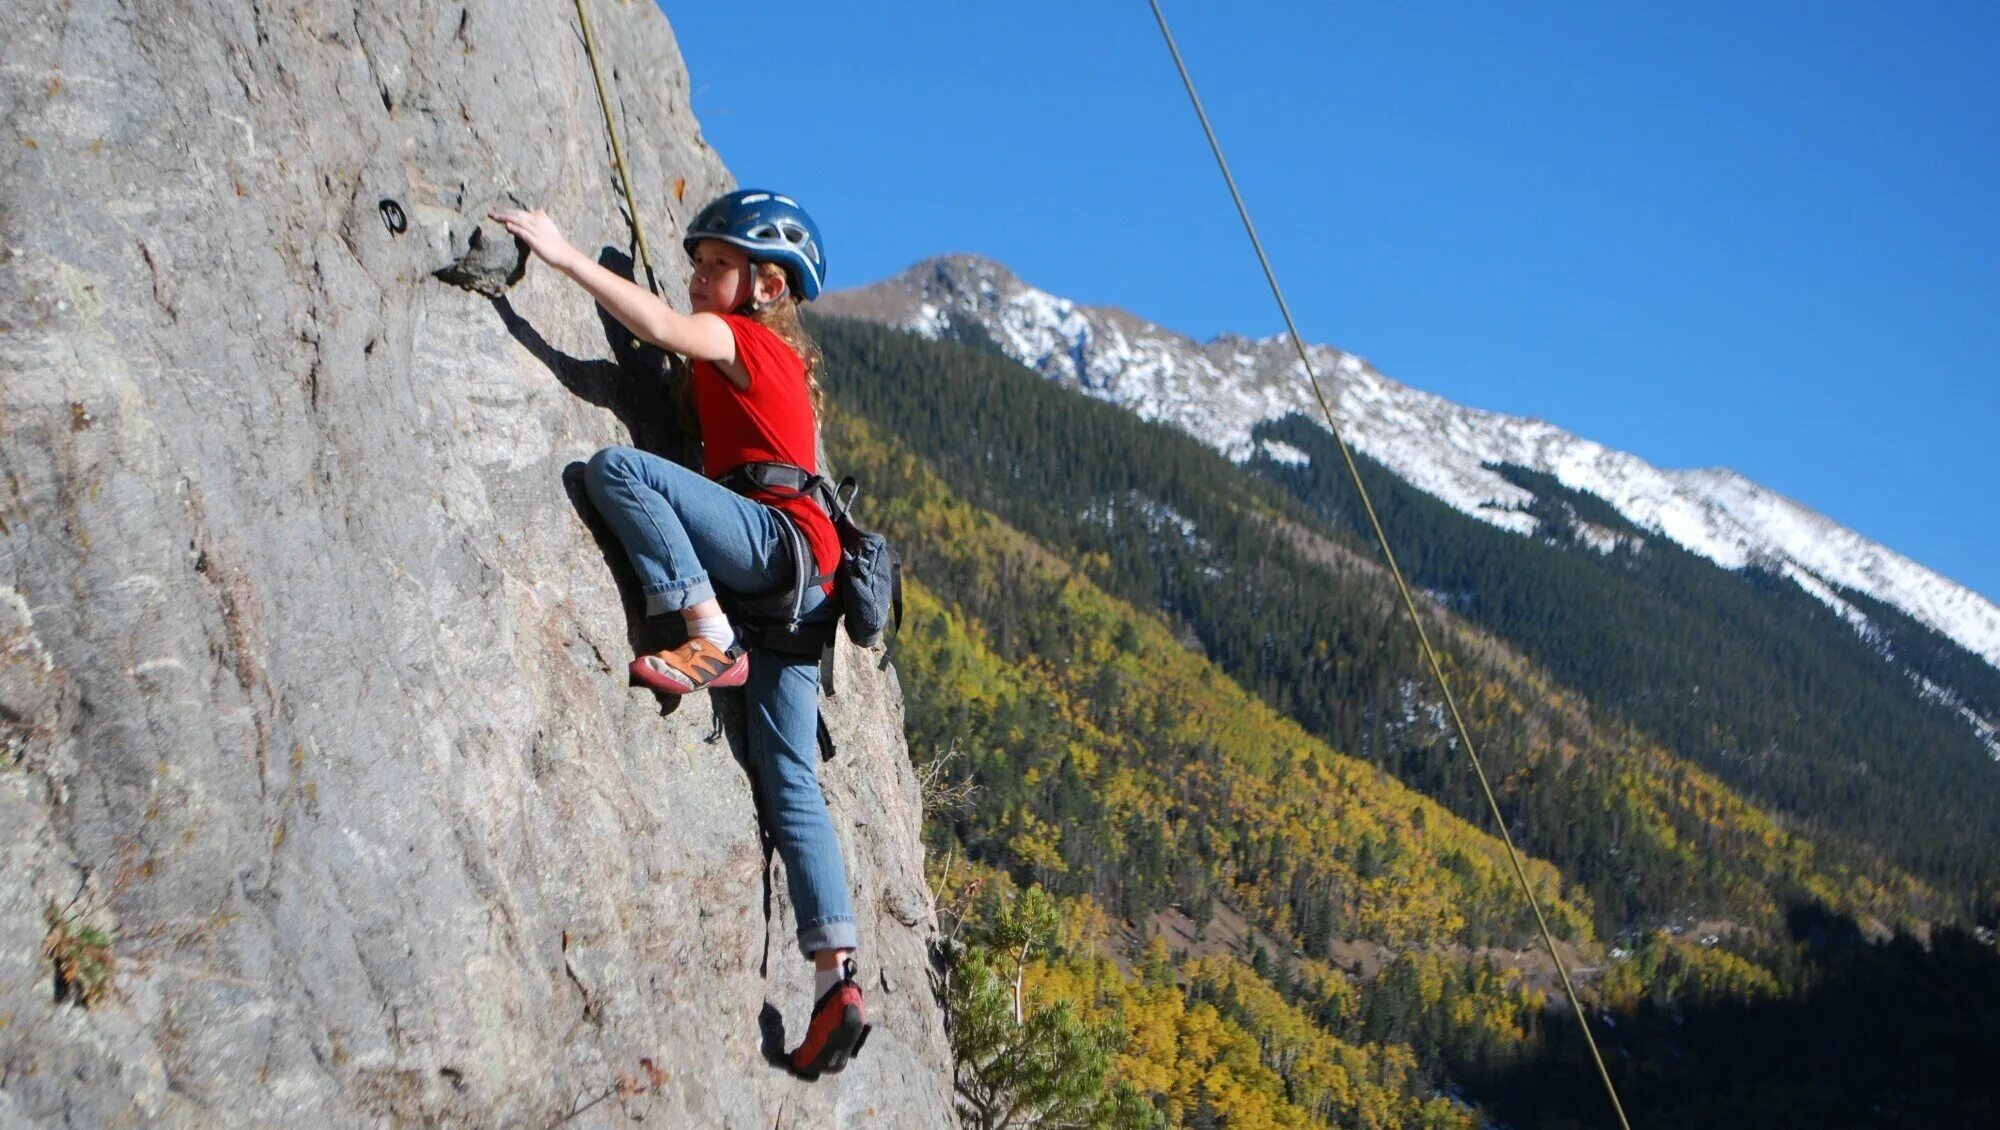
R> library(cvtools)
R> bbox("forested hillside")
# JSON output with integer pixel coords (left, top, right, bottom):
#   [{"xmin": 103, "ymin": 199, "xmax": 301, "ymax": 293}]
[
  {"xmin": 812, "ymin": 314, "xmax": 1944, "ymax": 935},
  {"xmin": 1248, "ymin": 414, "xmax": 2000, "ymax": 898},
  {"xmin": 824, "ymin": 409, "xmax": 1593, "ymax": 1124},
  {"xmin": 813, "ymin": 313, "xmax": 2000, "ymax": 1126},
  {"xmin": 832, "ymin": 412, "xmax": 1590, "ymax": 950}
]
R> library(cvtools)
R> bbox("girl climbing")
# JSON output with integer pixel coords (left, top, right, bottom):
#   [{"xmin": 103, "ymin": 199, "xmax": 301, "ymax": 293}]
[{"xmin": 490, "ymin": 189, "xmax": 869, "ymax": 1079}]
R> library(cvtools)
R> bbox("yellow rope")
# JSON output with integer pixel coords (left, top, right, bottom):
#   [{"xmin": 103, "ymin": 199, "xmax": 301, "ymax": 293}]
[
  {"xmin": 1145, "ymin": 4, "xmax": 1632, "ymax": 1127},
  {"xmin": 574, "ymin": 0, "xmax": 662, "ymax": 297}
]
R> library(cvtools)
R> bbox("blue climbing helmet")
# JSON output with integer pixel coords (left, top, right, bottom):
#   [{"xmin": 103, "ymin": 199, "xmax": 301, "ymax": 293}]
[{"xmin": 682, "ymin": 188, "xmax": 827, "ymax": 301}]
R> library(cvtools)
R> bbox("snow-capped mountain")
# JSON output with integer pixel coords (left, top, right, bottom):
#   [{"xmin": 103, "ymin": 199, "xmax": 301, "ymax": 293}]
[{"xmin": 819, "ymin": 254, "xmax": 2000, "ymax": 675}]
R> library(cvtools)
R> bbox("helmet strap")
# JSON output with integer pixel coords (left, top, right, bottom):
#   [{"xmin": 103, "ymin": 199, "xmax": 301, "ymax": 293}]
[{"xmin": 736, "ymin": 268, "xmax": 790, "ymax": 316}]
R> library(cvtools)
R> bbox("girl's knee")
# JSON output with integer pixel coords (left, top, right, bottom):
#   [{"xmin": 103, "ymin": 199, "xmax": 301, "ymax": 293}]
[
  {"xmin": 586, "ymin": 446, "xmax": 671, "ymax": 512},
  {"xmin": 584, "ymin": 445, "xmax": 638, "ymax": 493}
]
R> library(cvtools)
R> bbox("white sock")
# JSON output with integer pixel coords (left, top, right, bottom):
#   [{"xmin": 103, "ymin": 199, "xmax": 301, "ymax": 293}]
[
  {"xmin": 814, "ymin": 961, "xmax": 847, "ymax": 1000},
  {"xmin": 687, "ymin": 612, "xmax": 735, "ymax": 652}
]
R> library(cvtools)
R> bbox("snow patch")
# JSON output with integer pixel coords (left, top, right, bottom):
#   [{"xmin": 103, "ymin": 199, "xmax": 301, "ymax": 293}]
[
  {"xmin": 1911, "ymin": 674, "xmax": 2000, "ymax": 761},
  {"xmin": 836, "ymin": 257, "xmax": 2000, "ymax": 674},
  {"xmin": 1782, "ymin": 563, "xmax": 1881, "ymax": 645},
  {"xmin": 1573, "ymin": 522, "xmax": 1636, "ymax": 555},
  {"xmin": 1133, "ymin": 497, "xmax": 1200, "ymax": 546},
  {"xmin": 1258, "ymin": 439, "xmax": 1311, "ymax": 466},
  {"xmin": 907, "ymin": 301, "xmax": 949, "ymax": 340}
]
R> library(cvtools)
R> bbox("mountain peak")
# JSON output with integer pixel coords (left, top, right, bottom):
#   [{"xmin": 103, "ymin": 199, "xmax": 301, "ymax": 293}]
[
  {"xmin": 821, "ymin": 257, "xmax": 2000, "ymax": 672},
  {"xmin": 905, "ymin": 252, "xmax": 1020, "ymax": 286}
]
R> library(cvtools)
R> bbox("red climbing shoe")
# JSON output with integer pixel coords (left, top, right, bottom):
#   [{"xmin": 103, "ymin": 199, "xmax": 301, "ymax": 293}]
[
  {"xmin": 628, "ymin": 637, "xmax": 748, "ymax": 694},
  {"xmin": 788, "ymin": 958, "xmax": 871, "ymax": 1079}
]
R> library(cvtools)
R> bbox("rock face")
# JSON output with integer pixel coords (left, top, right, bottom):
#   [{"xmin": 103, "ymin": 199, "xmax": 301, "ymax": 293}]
[{"xmin": 0, "ymin": 2, "xmax": 955, "ymax": 1125}]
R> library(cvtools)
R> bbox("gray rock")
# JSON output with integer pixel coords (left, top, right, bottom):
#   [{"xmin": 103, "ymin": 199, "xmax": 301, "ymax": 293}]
[
  {"xmin": 0, "ymin": 1, "xmax": 955, "ymax": 1125},
  {"xmin": 435, "ymin": 219, "xmax": 529, "ymax": 298}
]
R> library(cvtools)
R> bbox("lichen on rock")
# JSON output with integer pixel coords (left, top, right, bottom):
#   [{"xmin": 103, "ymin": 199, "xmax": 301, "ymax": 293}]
[{"xmin": 0, "ymin": 1, "xmax": 953, "ymax": 1125}]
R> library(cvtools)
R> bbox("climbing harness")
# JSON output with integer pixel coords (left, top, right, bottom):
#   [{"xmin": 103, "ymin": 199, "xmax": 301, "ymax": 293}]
[
  {"xmin": 714, "ymin": 460, "xmax": 906, "ymax": 691},
  {"xmin": 716, "ymin": 463, "xmax": 902, "ymax": 649},
  {"xmin": 574, "ymin": 0, "xmax": 664, "ymax": 296},
  {"xmin": 711, "ymin": 460, "xmax": 904, "ymax": 763},
  {"xmin": 1146, "ymin": 4, "xmax": 1633, "ymax": 1127},
  {"xmin": 703, "ymin": 448, "xmax": 913, "ymax": 761}
]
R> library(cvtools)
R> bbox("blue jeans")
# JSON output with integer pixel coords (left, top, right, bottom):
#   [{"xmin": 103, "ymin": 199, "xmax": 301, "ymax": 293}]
[{"xmin": 584, "ymin": 445, "xmax": 858, "ymax": 958}]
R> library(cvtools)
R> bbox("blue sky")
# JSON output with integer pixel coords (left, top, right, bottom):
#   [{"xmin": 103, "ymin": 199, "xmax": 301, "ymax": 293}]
[{"xmin": 663, "ymin": 2, "xmax": 1999, "ymax": 602}]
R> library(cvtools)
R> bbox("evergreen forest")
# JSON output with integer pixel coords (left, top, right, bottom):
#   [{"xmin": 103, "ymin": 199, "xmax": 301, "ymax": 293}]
[{"xmin": 808, "ymin": 313, "xmax": 2000, "ymax": 1127}]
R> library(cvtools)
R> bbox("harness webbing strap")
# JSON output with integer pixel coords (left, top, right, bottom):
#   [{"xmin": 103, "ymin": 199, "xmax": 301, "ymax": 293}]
[
  {"xmin": 716, "ymin": 461, "xmax": 848, "ymax": 523},
  {"xmin": 711, "ymin": 464, "xmax": 843, "ymax": 707}
]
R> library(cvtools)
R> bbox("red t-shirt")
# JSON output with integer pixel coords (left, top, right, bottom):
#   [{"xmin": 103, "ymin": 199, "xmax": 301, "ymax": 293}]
[{"xmin": 691, "ymin": 315, "xmax": 838, "ymax": 594}]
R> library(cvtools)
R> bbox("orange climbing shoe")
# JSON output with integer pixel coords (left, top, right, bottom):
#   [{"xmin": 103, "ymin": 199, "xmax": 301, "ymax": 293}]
[
  {"xmin": 628, "ymin": 637, "xmax": 749, "ymax": 694},
  {"xmin": 788, "ymin": 958, "xmax": 871, "ymax": 1079}
]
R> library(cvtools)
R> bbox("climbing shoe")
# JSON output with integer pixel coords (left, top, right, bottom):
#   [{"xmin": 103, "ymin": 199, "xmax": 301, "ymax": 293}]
[
  {"xmin": 788, "ymin": 958, "xmax": 871, "ymax": 1079},
  {"xmin": 628, "ymin": 637, "xmax": 749, "ymax": 694}
]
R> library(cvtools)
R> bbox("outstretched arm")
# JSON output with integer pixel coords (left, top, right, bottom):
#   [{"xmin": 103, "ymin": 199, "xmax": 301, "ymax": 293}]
[{"xmin": 488, "ymin": 207, "xmax": 736, "ymax": 365}]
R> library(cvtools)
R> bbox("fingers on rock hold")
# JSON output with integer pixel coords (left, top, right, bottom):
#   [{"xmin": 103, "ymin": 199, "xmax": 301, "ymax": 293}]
[{"xmin": 435, "ymin": 216, "xmax": 528, "ymax": 297}]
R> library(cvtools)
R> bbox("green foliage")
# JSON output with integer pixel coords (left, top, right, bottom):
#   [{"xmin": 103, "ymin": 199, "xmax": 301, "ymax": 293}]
[
  {"xmin": 946, "ymin": 944, "xmax": 1159, "ymax": 1130},
  {"xmin": 812, "ymin": 312, "xmax": 1928, "ymax": 941},
  {"xmin": 855, "ymin": 404, "xmax": 1561, "ymax": 1119},
  {"xmin": 1356, "ymin": 953, "xmax": 1544, "ymax": 1079},
  {"xmin": 1591, "ymin": 930, "xmax": 1781, "ymax": 1015},
  {"xmin": 942, "ymin": 880, "xmax": 1166, "ymax": 1130},
  {"xmin": 1254, "ymin": 417, "xmax": 1999, "ymax": 903},
  {"xmin": 877, "ymin": 510, "xmax": 1591, "ymax": 951},
  {"xmin": 1182, "ymin": 954, "xmax": 1486, "ymax": 1128},
  {"xmin": 43, "ymin": 903, "xmax": 113, "ymax": 1008},
  {"xmin": 813, "ymin": 313, "xmax": 1996, "ymax": 1124},
  {"xmin": 983, "ymin": 884, "xmax": 1065, "ymax": 957}
]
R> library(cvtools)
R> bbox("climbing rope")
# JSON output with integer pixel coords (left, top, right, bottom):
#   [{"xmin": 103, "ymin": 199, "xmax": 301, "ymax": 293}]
[
  {"xmin": 1145, "ymin": 4, "xmax": 1632, "ymax": 1127},
  {"xmin": 574, "ymin": 0, "xmax": 663, "ymax": 296}
]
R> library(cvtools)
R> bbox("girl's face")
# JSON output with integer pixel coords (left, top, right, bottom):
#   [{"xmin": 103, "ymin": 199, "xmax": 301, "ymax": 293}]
[{"xmin": 687, "ymin": 240, "xmax": 784, "ymax": 315}]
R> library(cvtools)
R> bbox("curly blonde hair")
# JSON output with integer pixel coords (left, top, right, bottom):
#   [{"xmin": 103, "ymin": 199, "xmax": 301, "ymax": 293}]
[{"xmin": 746, "ymin": 260, "xmax": 825, "ymax": 411}]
